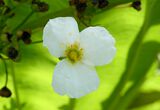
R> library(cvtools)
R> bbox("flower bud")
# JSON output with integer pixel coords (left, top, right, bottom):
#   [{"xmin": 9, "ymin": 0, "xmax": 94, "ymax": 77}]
[
  {"xmin": 0, "ymin": 86, "xmax": 12, "ymax": 98},
  {"xmin": 0, "ymin": 0, "xmax": 5, "ymax": 6},
  {"xmin": 131, "ymin": 0, "xmax": 141, "ymax": 11},
  {"xmin": 32, "ymin": 1, "xmax": 49, "ymax": 12},
  {"xmin": 76, "ymin": 2, "xmax": 87, "ymax": 13},
  {"xmin": 5, "ymin": 32, "xmax": 13, "ymax": 42},
  {"xmin": 69, "ymin": 0, "xmax": 79, "ymax": 6},
  {"xmin": 32, "ymin": 0, "xmax": 40, "ymax": 4},
  {"xmin": 3, "ymin": 6, "xmax": 11, "ymax": 15},
  {"xmin": 7, "ymin": 47, "xmax": 19, "ymax": 60},
  {"xmin": 17, "ymin": 30, "xmax": 32, "ymax": 44},
  {"xmin": 98, "ymin": 0, "xmax": 109, "ymax": 8},
  {"xmin": 37, "ymin": 2, "xmax": 49, "ymax": 12},
  {"xmin": 3, "ymin": 6, "xmax": 15, "ymax": 17},
  {"xmin": 92, "ymin": 0, "xmax": 98, "ymax": 5}
]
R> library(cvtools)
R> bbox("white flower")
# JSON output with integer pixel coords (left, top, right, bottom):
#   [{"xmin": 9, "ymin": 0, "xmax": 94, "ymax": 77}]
[{"xmin": 43, "ymin": 17, "xmax": 116, "ymax": 98}]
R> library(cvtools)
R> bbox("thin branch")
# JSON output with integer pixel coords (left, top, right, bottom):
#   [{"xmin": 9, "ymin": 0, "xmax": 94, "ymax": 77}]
[
  {"xmin": 3, "ymin": 60, "xmax": 8, "ymax": 86},
  {"xmin": 10, "ymin": 62, "xmax": 21, "ymax": 110},
  {"xmin": 30, "ymin": 40, "xmax": 43, "ymax": 45},
  {"xmin": 12, "ymin": 11, "xmax": 34, "ymax": 34},
  {"xmin": 0, "ymin": 56, "xmax": 9, "ymax": 86}
]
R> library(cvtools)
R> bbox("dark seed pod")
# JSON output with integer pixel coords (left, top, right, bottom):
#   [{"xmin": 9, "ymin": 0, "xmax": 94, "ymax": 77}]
[
  {"xmin": 0, "ymin": 0, "xmax": 5, "ymax": 6},
  {"xmin": 3, "ymin": 6, "xmax": 15, "ymax": 17},
  {"xmin": 0, "ymin": 86, "xmax": 12, "ymax": 98},
  {"xmin": 92, "ymin": 0, "xmax": 98, "ymax": 5},
  {"xmin": 6, "ymin": 33, "xmax": 13, "ymax": 42},
  {"xmin": 79, "ymin": 0, "xmax": 86, "ymax": 3},
  {"xmin": 23, "ymin": 38, "xmax": 32, "ymax": 44},
  {"xmin": 32, "ymin": 0, "xmax": 40, "ymax": 4},
  {"xmin": 21, "ymin": 31, "xmax": 32, "ymax": 44},
  {"xmin": 98, "ymin": 0, "xmax": 109, "ymax": 8},
  {"xmin": 69, "ymin": 0, "xmax": 79, "ymax": 6},
  {"xmin": 76, "ymin": 2, "xmax": 87, "ymax": 13},
  {"xmin": 32, "ymin": 1, "xmax": 49, "ymax": 12},
  {"xmin": 131, "ymin": 0, "xmax": 141, "ymax": 11},
  {"xmin": 69, "ymin": 0, "xmax": 86, "ymax": 5},
  {"xmin": 37, "ymin": 2, "xmax": 49, "ymax": 12},
  {"xmin": 3, "ymin": 6, "xmax": 11, "ymax": 15},
  {"xmin": 7, "ymin": 47, "xmax": 18, "ymax": 60},
  {"xmin": 17, "ymin": 30, "xmax": 32, "ymax": 44}
]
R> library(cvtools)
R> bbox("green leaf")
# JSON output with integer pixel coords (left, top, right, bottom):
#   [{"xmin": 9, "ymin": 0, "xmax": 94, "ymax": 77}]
[
  {"xmin": 129, "ymin": 91, "xmax": 160, "ymax": 109},
  {"xmin": 145, "ymin": 0, "xmax": 160, "ymax": 26},
  {"xmin": 102, "ymin": 0, "xmax": 160, "ymax": 109},
  {"xmin": 114, "ymin": 41, "xmax": 160, "ymax": 110}
]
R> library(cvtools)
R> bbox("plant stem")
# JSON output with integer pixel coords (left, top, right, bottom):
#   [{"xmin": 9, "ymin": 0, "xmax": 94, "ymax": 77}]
[
  {"xmin": 30, "ymin": 40, "xmax": 43, "ymax": 45},
  {"xmin": 12, "ymin": 11, "xmax": 34, "ymax": 34},
  {"xmin": 3, "ymin": 59, "xmax": 8, "ymax": 86},
  {"xmin": 117, "ymin": 78, "xmax": 145, "ymax": 110},
  {"xmin": 102, "ymin": 13, "xmax": 149, "ymax": 110},
  {"xmin": 10, "ymin": 61, "xmax": 21, "ymax": 110},
  {"xmin": 0, "ymin": 56, "xmax": 9, "ymax": 86},
  {"xmin": 70, "ymin": 98, "xmax": 76, "ymax": 110},
  {"xmin": 103, "ymin": 1, "xmax": 157, "ymax": 109}
]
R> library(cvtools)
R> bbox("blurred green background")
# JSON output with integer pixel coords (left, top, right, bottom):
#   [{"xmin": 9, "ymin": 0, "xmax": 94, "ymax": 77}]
[{"xmin": 0, "ymin": 0, "xmax": 160, "ymax": 110}]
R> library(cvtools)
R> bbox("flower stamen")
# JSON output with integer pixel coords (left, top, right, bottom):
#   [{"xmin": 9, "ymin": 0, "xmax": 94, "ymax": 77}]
[{"xmin": 65, "ymin": 43, "xmax": 83, "ymax": 63}]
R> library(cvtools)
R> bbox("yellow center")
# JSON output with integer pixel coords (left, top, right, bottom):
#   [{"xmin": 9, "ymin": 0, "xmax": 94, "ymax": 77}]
[{"xmin": 65, "ymin": 43, "xmax": 83, "ymax": 63}]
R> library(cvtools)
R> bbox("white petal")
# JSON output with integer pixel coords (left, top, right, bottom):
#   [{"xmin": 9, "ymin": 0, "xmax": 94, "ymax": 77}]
[
  {"xmin": 80, "ymin": 26, "xmax": 116, "ymax": 66},
  {"xmin": 52, "ymin": 60, "xmax": 99, "ymax": 98},
  {"xmin": 43, "ymin": 17, "xmax": 79, "ymax": 57}
]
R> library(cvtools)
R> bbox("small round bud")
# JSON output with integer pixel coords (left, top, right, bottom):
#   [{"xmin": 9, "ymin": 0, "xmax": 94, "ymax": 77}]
[
  {"xmin": 69, "ymin": 0, "xmax": 79, "ymax": 6},
  {"xmin": 76, "ymin": 3, "xmax": 87, "ymax": 13},
  {"xmin": 0, "ymin": 86, "xmax": 12, "ymax": 98},
  {"xmin": 92, "ymin": 0, "xmax": 98, "ymax": 5},
  {"xmin": 37, "ymin": 2, "xmax": 49, "ymax": 12},
  {"xmin": 131, "ymin": 0, "xmax": 141, "ymax": 11},
  {"xmin": 79, "ymin": 0, "xmax": 86, "ymax": 3},
  {"xmin": 3, "ymin": 6, "xmax": 11, "ymax": 15},
  {"xmin": 5, "ymin": 32, "xmax": 13, "ymax": 42},
  {"xmin": 32, "ymin": 2, "xmax": 49, "ymax": 12},
  {"xmin": 98, "ymin": 0, "xmax": 109, "ymax": 8},
  {"xmin": 7, "ymin": 47, "xmax": 19, "ymax": 60},
  {"xmin": 21, "ymin": 31, "xmax": 32, "ymax": 44},
  {"xmin": 0, "ymin": 0, "xmax": 5, "ymax": 6},
  {"xmin": 32, "ymin": 0, "xmax": 40, "ymax": 4},
  {"xmin": 3, "ymin": 6, "xmax": 15, "ymax": 17},
  {"xmin": 17, "ymin": 30, "xmax": 32, "ymax": 44},
  {"xmin": 22, "ymin": 38, "xmax": 32, "ymax": 44}
]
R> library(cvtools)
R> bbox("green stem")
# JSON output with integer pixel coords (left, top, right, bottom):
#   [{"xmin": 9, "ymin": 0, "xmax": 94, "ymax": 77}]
[
  {"xmin": 12, "ymin": 10, "xmax": 34, "ymax": 34},
  {"xmin": 103, "ymin": 1, "xmax": 157, "ymax": 109},
  {"xmin": 30, "ymin": 40, "xmax": 43, "ymax": 45},
  {"xmin": 10, "ymin": 61, "xmax": 21, "ymax": 110},
  {"xmin": 70, "ymin": 98, "xmax": 76, "ymax": 110},
  {"xmin": 0, "ymin": 56, "xmax": 9, "ymax": 86},
  {"xmin": 117, "ymin": 78, "xmax": 145, "ymax": 110},
  {"xmin": 3, "ymin": 59, "xmax": 8, "ymax": 86},
  {"xmin": 59, "ymin": 98, "xmax": 76, "ymax": 110},
  {"xmin": 102, "ymin": 16, "xmax": 149, "ymax": 110}
]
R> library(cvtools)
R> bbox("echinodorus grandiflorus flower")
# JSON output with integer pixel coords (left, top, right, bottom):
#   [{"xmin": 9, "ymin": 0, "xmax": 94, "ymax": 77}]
[{"xmin": 43, "ymin": 17, "xmax": 116, "ymax": 98}]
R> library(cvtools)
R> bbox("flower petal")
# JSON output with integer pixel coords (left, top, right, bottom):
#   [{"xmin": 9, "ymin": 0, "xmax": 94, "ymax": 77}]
[
  {"xmin": 52, "ymin": 60, "xmax": 99, "ymax": 98},
  {"xmin": 80, "ymin": 26, "xmax": 116, "ymax": 66},
  {"xmin": 43, "ymin": 17, "xmax": 79, "ymax": 57}
]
